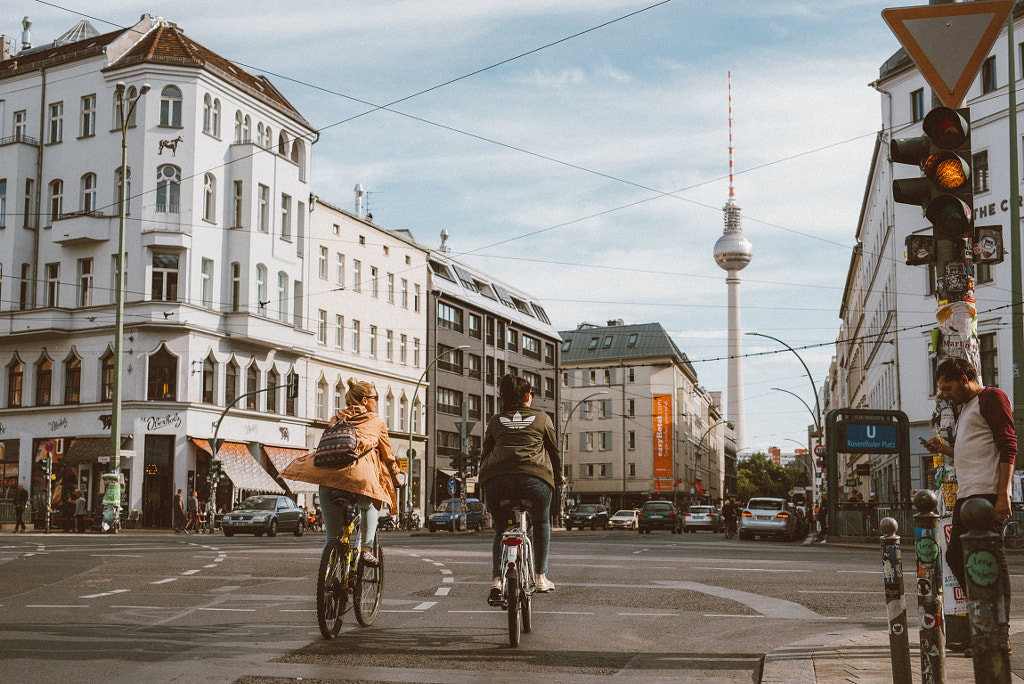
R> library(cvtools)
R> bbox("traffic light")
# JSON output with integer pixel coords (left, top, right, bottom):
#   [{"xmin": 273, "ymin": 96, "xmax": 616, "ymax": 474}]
[
  {"xmin": 815, "ymin": 457, "xmax": 825, "ymax": 470},
  {"xmin": 210, "ymin": 459, "xmax": 223, "ymax": 481},
  {"xmin": 893, "ymin": 107, "xmax": 973, "ymax": 250},
  {"xmin": 451, "ymin": 453, "xmax": 465, "ymax": 473},
  {"xmin": 287, "ymin": 373, "xmax": 299, "ymax": 399}
]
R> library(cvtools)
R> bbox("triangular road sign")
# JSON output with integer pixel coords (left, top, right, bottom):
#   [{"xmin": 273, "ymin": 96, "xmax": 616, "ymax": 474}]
[{"xmin": 882, "ymin": 1, "xmax": 1014, "ymax": 109}]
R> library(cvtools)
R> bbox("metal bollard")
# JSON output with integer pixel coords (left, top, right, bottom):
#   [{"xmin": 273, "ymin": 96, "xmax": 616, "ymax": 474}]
[
  {"xmin": 960, "ymin": 497, "xmax": 1011, "ymax": 683},
  {"xmin": 880, "ymin": 517, "xmax": 912, "ymax": 684},
  {"xmin": 914, "ymin": 490, "xmax": 945, "ymax": 684}
]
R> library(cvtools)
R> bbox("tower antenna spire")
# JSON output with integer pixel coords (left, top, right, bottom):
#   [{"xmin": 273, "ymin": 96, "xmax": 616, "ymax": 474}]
[{"xmin": 728, "ymin": 70, "xmax": 735, "ymax": 200}]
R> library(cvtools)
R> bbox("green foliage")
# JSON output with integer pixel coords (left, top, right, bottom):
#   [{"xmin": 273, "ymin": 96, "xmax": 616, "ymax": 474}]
[{"xmin": 736, "ymin": 452, "xmax": 806, "ymax": 501}]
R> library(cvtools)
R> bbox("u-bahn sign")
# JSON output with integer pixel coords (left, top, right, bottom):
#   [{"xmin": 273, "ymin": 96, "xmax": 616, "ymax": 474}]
[{"xmin": 840, "ymin": 421, "xmax": 899, "ymax": 454}]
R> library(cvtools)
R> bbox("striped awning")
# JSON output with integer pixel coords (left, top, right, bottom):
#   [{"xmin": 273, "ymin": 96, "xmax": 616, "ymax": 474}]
[
  {"xmin": 263, "ymin": 445, "xmax": 317, "ymax": 493},
  {"xmin": 190, "ymin": 438, "xmax": 282, "ymax": 493}
]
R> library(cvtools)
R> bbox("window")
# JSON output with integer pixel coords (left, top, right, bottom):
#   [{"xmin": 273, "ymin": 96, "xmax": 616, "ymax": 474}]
[
  {"xmin": 225, "ymin": 360, "xmax": 238, "ymax": 406},
  {"xmin": 48, "ymin": 179, "xmax": 63, "ymax": 224},
  {"xmin": 336, "ymin": 254, "xmax": 345, "ymax": 285},
  {"xmin": 544, "ymin": 376, "xmax": 555, "ymax": 399},
  {"xmin": 973, "ymin": 151, "xmax": 989, "ymax": 194},
  {"xmin": 336, "ymin": 315, "xmax": 344, "ymax": 349},
  {"xmin": 100, "ymin": 351, "xmax": 115, "ymax": 401},
  {"xmin": 19, "ymin": 263, "xmax": 29, "ymax": 310},
  {"xmin": 507, "ymin": 328, "xmax": 518, "ymax": 351},
  {"xmin": 980, "ymin": 332, "xmax": 999, "ymax": 388},
  {"xmin": 523, "ymin": 370, "xmax": 541, "ymax": 394},
  {"xmin": 77, "ymin": 258, "xmax": 93, "ymax": 307},
  {"xmin": 413, "ymin": 338, "xmax": 421, "ymax": 367},
  {"xmin": 203, "ymin": 94, "xmax": 213, "ymax": 134},
  {"xmin": 285, "ymin": 371, "xmax": 298, "ymax": 416},
  {"xmin": 277, "ymin": 272, "xmax": 288, "ymax": 322},
  {"xmin": 399, "ymin": 397, "xmax": 407, "ymax": 431},
  {"xmin": 437, "ymin": 388, "xmax": 463, "ymax": 415},
  {"xmin": 627, "ymin": 333, "xmax": 638, "ymax": 348},
  {"xmin": 598, "ymin": 398, "xmax": 612, "ymax": 419},
  {"xmin": 414, "ymin": 283, "xmax": 421, "ymax": 312},
  {"xmin": 628, "ymin": 432, "xmax": 636, "ymax": 450},
  {"xmin": 371, "ymin": 266, "xmax": 379, "ymax": 297},
  {"xmin": 401, "ymin": 279, "xmax": 409, "ymax": 308},
  {"xmin": 627, "ymin": 399, "xmax": 635, "ymax": 417},
  {"xmin": 400, "ymin": 334, "xmax": 408, "ymax": 364},
  {"xmin": 81, "ymin": 173, "xmax": 97, "ymax": 214},
  {"xmin": 602, "ymin": 335, "xmax": 613, "ymax": 349},
  {"xmin": 386, "ymin": 330, "xmax": 393, "ymax": 361},
  {"xmin": 13, "ymin": 110, "xmax": 27, "ymax": 140},
  {"xmin": 628, "ymin": 367, "xmax": 635, "ymax": 383},
  {"xmin": 203, "ymin": 174, "xmax": 216, "ymax": 221},
  {"xmin": 982, "ymin": 56, "xmax": 997, "ymax": 94},
  {"xmin": 334, "ymin": 381, "xmax": 344, "ymax": 414},
  {"xmin": 23, "ymin": 179, "xmax": 34, "ymax": 229},
  {"xmin": 64, "ymin": 355, "xmax": 81, "ymax": 404},
  {"xmin": 246, "ymin": 364, "xmax": 259, "ymax": 408},
  {"xmin": 280, "ymin": 193, "xmax": 291, "ymax": 240},
  {"xmin": 370, "ymin": 325, "xmax": 378, "ymax": 357},
  {"xmin": 412, "ymin": 399, "xmax": 421, "ymax": 434},
  {"xmin": 545, "ymin": 343, "xmax": 555, "ymax": 364},
  {"xmin": 266, "ymin": 369, "xmax": 279, "ymax": 413},
  {"xmin": 438, "ymin": 302, "xmax": 463, "ymax": 332},
  {"xmin": 0, "ymin": 178, "xmax": 6, "ymax": 228},
  {"xmin": 352, "ymin": 320, "xmax": 361, "ymax": 353},
  {"xmin": 48, "ymin": 102, "xmax": 63, "ymax": 143},
  {"xmin": 319, "ymin": 247, "xmax": 328, "ymax": 279},
  {"xmin": 257, "ymin": 184, "xmax": 269, "ymax": 231},
  {"xmin": 387, "ymin": 273, "xmax": 394, "ymax": 303},
  {"xmin": 293, "ymin": 281, "xmax": 303, "ymax": 327},
  {"xmin": 35, "ymin": 358, "xmax": 52, "ymax": 406},
  {"xmin": 234, "ymin": 110, "xmax": 244, "ymax": 142},
  {"xmin": 353, "ymin": 260, "xmax": 362, "ymax": 292},
  {"xmin": 201, "ymin": 258, "xmax": 214, "ymax": 307},
  {"xmin": 522, "ymin": 334, "xmax": 540, "ymax": 359},
  {"xmin": 44, "ymin": 262, "xmax": 59, "ymax": 307},
  {"xmin": 910, "ymin": 88, "xmax": 924, "ymax": 122},
  {"xmin": 7, "ymin": 360, "xmax": 22, "ymax": 407},
  {"xmin": 160, "ymin": 86, "xmax": 182, "ymax": 127},
  {"xmin": 317, "ymin": 309, "xmax": 327, "ymax": 344},
  {"xmin": 316, "ymin": 380, "xmax": 327, "ymax": 421},
  {"xmin": 151, "ymin": 253, "xmax": 179, "ymax": 301},
  {"xmin": 202, "ymin": 357, "xmax": 215, "ymax": 404},
  {"xmin": 80, "ymin": 94, "xmax": 96, "ymax": 138},
  {"xmin": 156, "ymin": 165, "xmax": 180, "ymax": 213},
  {"xmin": 231, "ymin": 262, "xmax": 242, "ymax": 312},
  {"xmin": 438, "ymin": 344, "xmax": 464, "ymax": 374},
  {"xmin": 232, "ymin": 180, "xmax": 243, "ymax": 227},
  {"xmin": 588, "ymin": 337, "xmax": 599, "ymax": 350}
]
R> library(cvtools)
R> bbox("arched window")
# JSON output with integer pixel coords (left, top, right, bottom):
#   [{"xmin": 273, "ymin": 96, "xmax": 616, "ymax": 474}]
[
  {"xmin": 203, "ymin": 355, "xmax": 216, "ymax": 404},
  {"xmin": 256, "ymin": 264, "xmax": 267, "ymax": 311},
  {"xmin": 278, "ymin": 130, "xmax": 288, "ymax": 156},
  {"xmin": 156, "ymin": 165, "xmax": 180, "ymax": 213},
  {"xmin": 225, "ymin": 359, "xmax": 238, "ymax": 405},
  {"xmin": 291, "ymin": 139, "xmax": 305, "ymax": 180},
  {"xmin": 334, "ymin": 380, "xmax": 344, "ymax": 414},
  {"xmin": 203, "ymin": 173, "xmax": 216, "ymax": 221},
  {"xmin": 267, "ymin": 368, "xmax": 279, "ymax": 413},
  {"xmin": 203, "ymin": 94, "xmax": 213, "ymax": 133},
  {"xmin": 64, "ymin": 353, "xmax": 81, "ymax": 404},
  {"xmin": 316, "ymin": 379, "xmax": 327, "ymax": 420},
  {"xmin": 385, "ymin": 393, "xmax": 394, "ymax": 430},
  {"xmin": 246, "ymin": 363, "xmax": 258, "ymax": 409},
  {"xmin": 399, "ymin": 396, "xmax": 407, "ymax": 431},
  {"xmin": 81, "ymin": 173, "xmax": 97, "ymax": 214},
  {"xmin": 100, "ymin": 349, "xmax": 114, "ymax": 401},
  {"xmin": 264, "ymin": 125, "xmax": 272, "ymax": 149},
  {"xmin": 212, "ymin": 98, "xmax": 221, "ymax": 137},
  {"xmin": 7, "ymin": 358, "xmax": 23, "ymax": 408},
  {"xmin": 160, "ymin": 85, "xmax": 182, "ymax": 127},
  {"xmin": 48, "ymin": 179, "xmax": 63, "ymax": 224},
  {"xmin": 412, "ymin": 398, "xmax": 421, "ymax": 434},
  {"xmin": 147, "ymin": 346, "xmax": 177, "ymax": 400},
  {"xmin": 285, "ymin": 370, "xmax": 298, "ymax": 416},
  {"xmin": 115, "ymin": 166, "xmax": 131, "ymax": 215},
  {"xmin": 234, "ymin": 110, "xmax": 243, "ymax": 143},
  {"xmin": 35, "ymin": 357, "xmax": 53, "ymax": 406},
  {"xmin": 256, "ymin": 122, "xmax": 264, "ymax": 146},
  {"xmin": 242, "ymin": 115, "xmax": 251, "ymax": 143}
]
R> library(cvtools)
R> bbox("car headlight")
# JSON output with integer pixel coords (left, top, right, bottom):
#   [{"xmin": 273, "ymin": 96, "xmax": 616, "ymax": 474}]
[{"xmin": 252, "ymin": 514, "xmax": 269, "ymax": 521}]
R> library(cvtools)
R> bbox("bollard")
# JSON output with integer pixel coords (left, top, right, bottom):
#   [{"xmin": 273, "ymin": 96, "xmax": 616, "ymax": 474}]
[
  {"xmin": 914, "ymin": 490, "xmax": 945, "ymax": 684},
  {"xmin": 960, "ymin": 497, "xmax": 1011, "ymax": 683},
  {"xmin": 880, "ymin": 517, "xmax": 913, "ymax": 684}
]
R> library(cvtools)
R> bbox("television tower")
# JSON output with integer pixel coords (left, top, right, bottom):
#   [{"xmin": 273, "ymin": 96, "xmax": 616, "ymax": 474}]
[{"xmin": 713, "ymin": 72, "xmax": 752, "ymax": 452}]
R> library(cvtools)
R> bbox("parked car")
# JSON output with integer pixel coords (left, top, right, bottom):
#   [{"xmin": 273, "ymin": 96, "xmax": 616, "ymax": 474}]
[
  {"xmin": 684, "ymin": 505, "xmax": 724, "ymax": 533},
  {"xmin": 638, "ymin": 500, "xmax": 682, "ymax": 534},
  {"xmin": 428, "ymin": 498, "xmax": 486, "ymax": 532},
  {"xmin": 608, "ymin": 509, "xmax": 639, "ymax": 530},
  {"xmin": 739, "ymin": 497, "xmax": 798, "ymax": 541},
  {"xmin": 222, "ymin": 495, "xmax": 305, "ymax": 537},
  {"xmin": 566, "ymin": 504, "xmax": 610, "ymax": 530}
]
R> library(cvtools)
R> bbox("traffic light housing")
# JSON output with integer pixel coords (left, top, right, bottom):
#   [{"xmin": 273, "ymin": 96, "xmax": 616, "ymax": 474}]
[
  {"xmin": 287, "ymin": 373, "xmax": 299, "ymax": 399},
  {"xmin": 210, "ymin": 459, "xmax": 223, "ymax": 481},
  {"xmin": 893, "ymin": 107, "xmax": 973, "ymax": 248}
]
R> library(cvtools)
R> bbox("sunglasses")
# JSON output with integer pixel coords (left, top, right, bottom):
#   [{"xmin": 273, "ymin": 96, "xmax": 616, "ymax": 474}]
[{"xmin": 366, "ymin": 395, "xmax": 379, "ymax": 400}]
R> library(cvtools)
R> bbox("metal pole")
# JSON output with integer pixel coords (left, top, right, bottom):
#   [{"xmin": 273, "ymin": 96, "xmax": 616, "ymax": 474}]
[
  {"xmin": 879, "ymin": 517, "xmax": 913, "ymax": 684},
  {"xmin": 960, "ymin": 498, "xmax": 1011, "ymax": 682},
  {"xmin": 914, "ymin": 490, "xmax": 946, "ymax": 684},
  {"xmin": 1007, "ymin": 11, "xmax": 1024, "ymax": 434}
]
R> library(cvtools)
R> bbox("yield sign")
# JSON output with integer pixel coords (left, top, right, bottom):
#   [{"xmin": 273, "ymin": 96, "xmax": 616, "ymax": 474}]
[{"xmin": 882, "ymin": 0, "xmax": 1013, "ymax": 109}]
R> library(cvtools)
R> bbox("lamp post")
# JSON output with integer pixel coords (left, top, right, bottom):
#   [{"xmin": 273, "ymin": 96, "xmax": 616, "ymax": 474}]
[
  {"xmin": 104, "ymin": 81, "xmax": 149, "ymax": 532},
  {"xmin": 694, "ymin": 420, "xmax": 731, "ymax": 503},
  {"xmin": 412, "ymin": 344, "xmax": 469, "ymax": 523},
  {"xmin": 746, "ymin": 332, "xmax": 822, "ymax": 439},
  {"xmin": 772, "ymin": 387, "xmax": 820, "ymax": 502},
  {"xmin": 561, "ymin": 390, "xmax": 609, "ymax": 520}
]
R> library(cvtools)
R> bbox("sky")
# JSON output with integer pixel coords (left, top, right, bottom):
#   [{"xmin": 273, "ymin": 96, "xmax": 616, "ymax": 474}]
[{"xmin": 6, "ymin": 0, "xmax": 910, "ymax": 454}]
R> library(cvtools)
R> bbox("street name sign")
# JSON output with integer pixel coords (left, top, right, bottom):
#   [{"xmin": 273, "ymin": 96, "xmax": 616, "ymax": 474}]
[{"xmin": 882, "ymin": 0, "xmax": 1013, "ymax": 108}]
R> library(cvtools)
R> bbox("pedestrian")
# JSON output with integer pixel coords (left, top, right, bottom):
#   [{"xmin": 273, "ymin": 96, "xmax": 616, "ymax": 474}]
[
  {"xmin": 480, "ymin": 374, "xmax": 563, "ymax": 603},
  {"xmin": 815, "ymin": 492, "xmax": 828, "ymax": 543},
  {"xmin": 318, "ymin": 378, "xmax": 402, "ymax": 567},
  {"xmin": 721, "ymin": 496, "xmax": 738, "ymax": 538},
  {"xmin": 174, "ymin": 489, "xmax": 185, "ymax": 533},
  {"xmin": 75, "ymin": 489, "xmax": 87, "ymax": 533},
  {"xmin": 184, "ymin": 490, "xmax": 199, "ymax": 534},
  {"xmin": 13, "ymin": 482, "xmax": 28, "ymax": 532},
  {"xmin": 925, "ymin": 357, "xmax": 1016, "ymax": 656}
]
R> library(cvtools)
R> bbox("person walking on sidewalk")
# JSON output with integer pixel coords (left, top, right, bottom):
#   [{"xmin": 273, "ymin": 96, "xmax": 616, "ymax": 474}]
[
  {"xmin": 184, "ymin": 490, "xmax": 199, "ymax": 534},
  {"xmin": 174, "ymin": 489, "xmax": 185, "ymax": 533},
  {"xmin": 925, "ymin": 357, "xmax": 1016, "ymax": 655},
  {"xmin": 13, "ymin": 482, "xmax": 28, "ymax": 532}
]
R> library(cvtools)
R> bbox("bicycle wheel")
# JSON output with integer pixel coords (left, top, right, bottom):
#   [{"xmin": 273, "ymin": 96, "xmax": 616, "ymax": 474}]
[
  {"xmin": 317, "ymin": 540, "xmax": 349, "ymax": 639},
  {"xmin": 354, "ymin": 538, "xmax": 385, "ymax": 626},
  {"xmin": 506, "ymin": 567, "xmax": 521, "ymax": 647},
  {"xmin": 1004, "ymin": 521, "xmax": 1024, "ymax": 550},
  {"xmin": 521, "ymin": 541, "xmax": 533, "ymax": 634}
]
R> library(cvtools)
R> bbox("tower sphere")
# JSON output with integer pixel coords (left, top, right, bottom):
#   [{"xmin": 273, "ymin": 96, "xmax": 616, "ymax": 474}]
[{"xmin": 714, "ymin": 230, "xmax": 752, "ymax": 271}]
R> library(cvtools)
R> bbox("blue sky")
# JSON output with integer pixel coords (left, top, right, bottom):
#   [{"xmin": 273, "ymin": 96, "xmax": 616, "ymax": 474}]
[{"xmin": 8, "ymin": 0, "xmax": 908, "ymax": 453}]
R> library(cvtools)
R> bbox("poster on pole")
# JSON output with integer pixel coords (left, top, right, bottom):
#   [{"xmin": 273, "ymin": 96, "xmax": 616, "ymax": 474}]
[{"xmin": 652, "ymin": 394, "xmax": 673, "ymax": 479}]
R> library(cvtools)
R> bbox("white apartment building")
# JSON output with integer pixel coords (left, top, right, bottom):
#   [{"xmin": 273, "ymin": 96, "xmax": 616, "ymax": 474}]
[
  {"xmin": 834, "ymin": 19, "xmax": 1024, "ymax": 502},
  {"xmin": 307, "ymin": 196, "xmax": 430, "ymax": 516},
  {"xmin": 0, "ymin": 15, "xmax": 318, "ymax": 527}
]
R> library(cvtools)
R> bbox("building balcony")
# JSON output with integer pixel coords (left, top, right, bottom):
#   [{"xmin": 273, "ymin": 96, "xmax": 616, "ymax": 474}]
[{"xmin": 52, "ymin": 211, "xmax": 116, "ymax": 245}]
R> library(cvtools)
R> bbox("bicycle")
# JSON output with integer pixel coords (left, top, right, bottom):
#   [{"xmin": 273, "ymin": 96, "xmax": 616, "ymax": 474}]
[
  {"xmin": 1003, "ymin": 519, "xmax": 1024, "ymax": 550},
  {"xmin": 491, "ymin": 500, "xmax": 535, "ymax": 647},
  {"xmin": 316, "ymin": 490, "xmax": 385, "ymax": 638}
]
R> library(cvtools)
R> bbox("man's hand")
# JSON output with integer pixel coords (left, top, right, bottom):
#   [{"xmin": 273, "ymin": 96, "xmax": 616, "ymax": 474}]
[
  {"xmin": 996, "ymin": 494, "xmax": 1012, "ymax": 523},
  {"xmin": 923, "ymin": 437, "xmax": 953, "ymax": 457}
]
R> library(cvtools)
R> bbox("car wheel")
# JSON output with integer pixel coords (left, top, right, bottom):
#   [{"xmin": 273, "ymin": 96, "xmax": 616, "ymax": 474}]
[
  {"xmin": 267, "ymin": 519, "xmax": 278, "ymax": 537},
  {"xmin": 254, "ymin": 531, "xmax": 264, "ymax": 537},
  {"xmin": 294, "ymin": 519, "xmax": 305, "ymax": 537},
  {"xmin": 223, "ymin": 527, "xmax": 234, "ymax": 537}
]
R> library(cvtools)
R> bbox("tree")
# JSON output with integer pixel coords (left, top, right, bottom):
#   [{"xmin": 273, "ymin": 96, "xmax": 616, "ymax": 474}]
[{"xmin": 736, "ymin": 452, "xmax": 803, "ymax": 501}]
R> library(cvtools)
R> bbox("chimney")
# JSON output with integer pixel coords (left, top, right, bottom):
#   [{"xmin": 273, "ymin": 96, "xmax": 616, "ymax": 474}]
[
  {"xmin": 439, "ymin": 229, "xmax": 450, "ymax": 253},
  {"xmin": 354, "ymin": 184, "xmax": 364, "ymax": 218},
  {"xmin": 1, "ymin": 36, "xmax": 11, "ymax": 61},
  {"xmin": 21, "ymin": 16, "xmax": 31, "ymax": 51}
]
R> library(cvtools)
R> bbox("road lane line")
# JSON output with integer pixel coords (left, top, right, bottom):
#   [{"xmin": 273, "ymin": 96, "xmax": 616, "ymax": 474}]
[
  {"xmin": 620, "ymin": 613, "xmax": 677, "ymax": 616},
  {"xmin": 537, "ymin": 611, "xmax": 593, "ymax": 615},
  {"xmin": 199, "ymin": 607, "xmax": 255, "ymax": 612},
  {"xmin": 442, "ymin": 576, "xmax": 454, "ymax": 583},
  {"xmin": 150, "ymin": 578, "xmax": 178, "ymax": 584},
  {"xmin": 440, "ymin": 569, "xmax": 452, "ymax": 574},
  {"xmin": 694, "ymin": 567, "xmax": 811, "ymax": 573},
  {"xmin": 434, "ymin": 587, "xmax": 451, "ymax": 596},
  {"xmin": 28, "ymin": 605, "xmax": 88, "ymax": 608},
  {"xmin": 705, "ymin": 613, "xmax": 765, "ymax": 618},
  {"xmin": 182, "ymin": 569, "xmax": 201, "ymax": 575},
  {"xmin": 414, "ymin": 602, "xmax": 436, "ymax": 610},
  {"xmin": 80, "ymin": 589, "xmax": 130, "ymax": 599}
]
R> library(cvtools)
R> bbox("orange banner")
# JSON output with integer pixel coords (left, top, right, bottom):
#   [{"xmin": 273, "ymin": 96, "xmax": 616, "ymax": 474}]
[{"xmin": 652, "ymin": 394, "xmax": 673, "ymax": 479}]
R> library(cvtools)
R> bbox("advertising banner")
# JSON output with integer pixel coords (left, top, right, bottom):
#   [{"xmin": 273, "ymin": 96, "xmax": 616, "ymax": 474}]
[{"xmin": 652, "ymin": 394, "xmax": 673, "ymax": 479}]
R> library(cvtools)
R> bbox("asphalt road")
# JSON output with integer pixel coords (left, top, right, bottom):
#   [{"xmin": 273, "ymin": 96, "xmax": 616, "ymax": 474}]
[{"xmin": 2, "ymin": 528, "xmax": 1021, "ymax": 683}]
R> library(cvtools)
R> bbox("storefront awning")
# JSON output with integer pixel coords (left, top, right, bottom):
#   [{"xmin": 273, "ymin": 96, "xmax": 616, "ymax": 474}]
[
  {"xmin": 62, "ymin": 436, "xmax": 130, "ymax": 466},
  {"xmin": 263, "ymin": 445, "xmax": 317, "ymax": 493},
  {"xmin": 190, "ymin": 438, "xmax": 282, "ymax": 493}
]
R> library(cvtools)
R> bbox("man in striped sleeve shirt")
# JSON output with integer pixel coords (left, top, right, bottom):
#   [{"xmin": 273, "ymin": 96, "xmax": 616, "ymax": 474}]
[{"xmin": 926, "ymin": 357, "xmax": 1016, "ymax": 655}]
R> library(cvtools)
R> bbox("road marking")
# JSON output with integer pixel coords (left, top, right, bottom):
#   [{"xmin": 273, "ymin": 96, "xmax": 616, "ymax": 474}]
[
  {"xmin": 80, "ymin": 589, "xmax": 130, "ymax": 599},
  {"xmin": 204, "ymin": 564, "xmax": 218, "ymax": 568},
  {"xmin": 280, "ymin": 609, "xmax": 317, "ymax": 613},
  {"xmin": 199, "ymin": 607, "xmax": 255, "ymax": 612},
  {"xmin": 655, "ymin": 580, "xmax": 821, "ymax": 619},
  {"xmin": 537, "ymin": 611, "xmax": 593, "ymax": 615},
  {"xmin": 150, "ymin": 578, "xmax": 177, "ymax": 584},
  {"xmin": 182, "ymin": 569, "xmax": 201, "ymax": 575},
  {"xmin": 414, "ymin": 601, "xmax": 436, "ymax": 610},
  {"xmin": 90, "ymin": 554, "xmax": 142, "ymax": 558},
  {"xmin": 449, "ymin": 610, "xmax": 495, "ymax": 613},
  {"xmin": 620, "ymin": 612, "xmax": 678, "ymax": 617},
  {"xmin": 434, "ymin": 587, "xmax": 451, "ymax": 596},
  {"xmin": 838, "ymin": 570, "xmax": 880, "ymax": 574},
  {"xmin": 440, "ymin": 569, "xmax": 452, "ymax": 574},
  {"xmin": 442, "ymin": 576, "xmax": 454, "ymax": 583},
  {"xmin": 694, "ymin": 567, "xmax": 811, "ymax": 573},
  {"xmin": 705, "ymin": 613, "xmax": 764, "ymax": 618},
  {"xmin": 28, "ymin": 605, "xmax": 88, "ymax": 608},
  {"xmin": 432, "ymin": 562, "xmax": 444, "ymax": 566}
]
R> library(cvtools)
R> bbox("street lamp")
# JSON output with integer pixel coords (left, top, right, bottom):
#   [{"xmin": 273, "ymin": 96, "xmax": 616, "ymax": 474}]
[
  {"xmin": 773, "ymin": 388, "xmax": 820, "ymax": 502},
  {"xmin": 560, "ymin": 390, "xmax": 609, "ymax": 519},
  {"xmin": 694, "ymin": 419, "xmax": 731, "ymax": 502},
  {"xmin": 746, "ymin": 332, "xmax": 822, "ymax": 441},
  {"xmin": 104, "ymin": 81, "xmax": 149, "ymax": 532},
  {"xmin": 411, "ymin": 344, "xmax": 469, "ymax": 524}
]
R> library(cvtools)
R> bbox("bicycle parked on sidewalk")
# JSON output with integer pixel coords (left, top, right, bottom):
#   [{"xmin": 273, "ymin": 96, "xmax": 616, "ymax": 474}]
[
  {"xmin": 490, "ymin": 499, "xmax": 536, "ymax": 647},
  {"xmin": 316, "ymin": 490, "xmax": 385, "ymax": 638}
]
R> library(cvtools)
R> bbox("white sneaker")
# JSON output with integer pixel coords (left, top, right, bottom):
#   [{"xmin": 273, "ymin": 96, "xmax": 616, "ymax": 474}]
[{"xmin": 536, "ymin": 577, "xmax": 555, "ymax": 593}]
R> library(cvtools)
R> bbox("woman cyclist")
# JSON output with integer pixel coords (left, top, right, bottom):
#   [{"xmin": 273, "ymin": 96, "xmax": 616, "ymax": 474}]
[
  {"xmin": 319, "ymin": 378, "xmax": 401, "ymax": 566},
  {"xmin": 480, "ymin": 374, "xmax": 563, "ymax": 603}
]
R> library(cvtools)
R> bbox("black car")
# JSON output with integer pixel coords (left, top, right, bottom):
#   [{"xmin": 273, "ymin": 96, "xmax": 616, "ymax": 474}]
[
  {"xmin": 566, "ymin": 504, "xmax": 610, "ymax": 530},
  {"xmin": 222, "ymin": 495, "xmax": 306, "ymax": 537},
  {"xmin": 638, "ymin": 500, "xmax": 682, "ymax": 534}
]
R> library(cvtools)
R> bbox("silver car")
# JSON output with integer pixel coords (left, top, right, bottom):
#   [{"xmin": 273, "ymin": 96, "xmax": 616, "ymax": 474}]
[
  {"xmin": 739, "ymin": 497, "xmax": 797, "ymax": 541},
  {"xmin": 608, "ymin": 509, "xmax": 639, "ymax": 529}
]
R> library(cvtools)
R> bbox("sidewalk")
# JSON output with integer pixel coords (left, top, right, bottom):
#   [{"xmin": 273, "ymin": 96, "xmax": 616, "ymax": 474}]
[{"xmin": 762, "ymin": 624, "xmax": 1024, "ymax": 684}]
